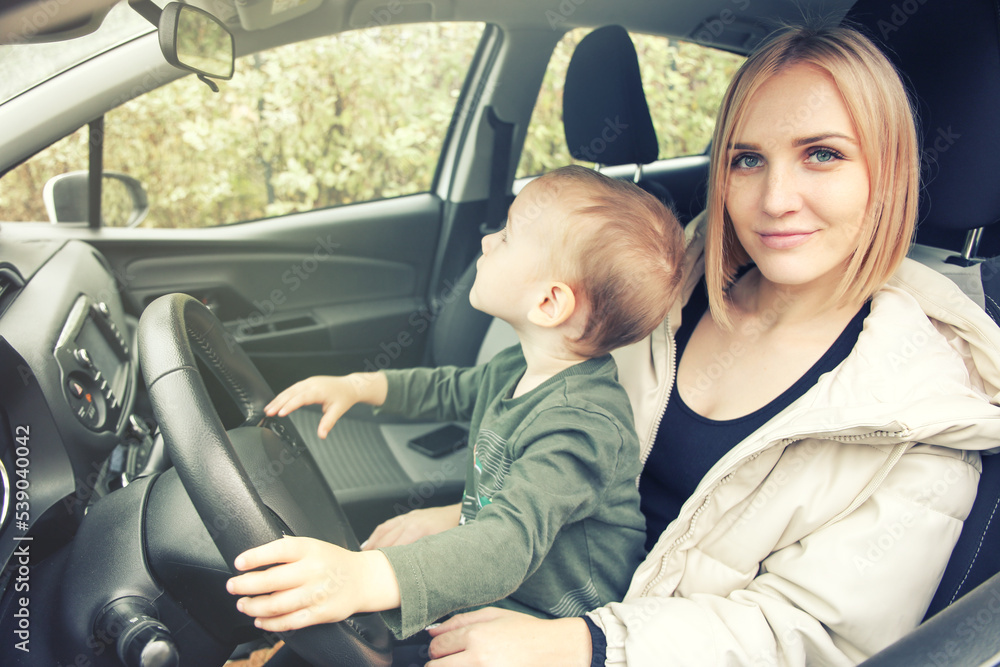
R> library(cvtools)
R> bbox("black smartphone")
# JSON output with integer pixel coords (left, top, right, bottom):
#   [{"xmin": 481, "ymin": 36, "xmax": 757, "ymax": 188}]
[{"xmin": 407, "ymin": 424, "xmax": 468, "ymax": 458}]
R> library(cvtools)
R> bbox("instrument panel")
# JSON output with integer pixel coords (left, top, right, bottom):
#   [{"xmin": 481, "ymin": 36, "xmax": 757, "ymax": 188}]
[
  {"xmin": 54, "ymin": 296, "xmax": 132, "ymax": 432},
  {"xmin": 0, "ymin": 238, "xmax": 139, "ymax": 578}
]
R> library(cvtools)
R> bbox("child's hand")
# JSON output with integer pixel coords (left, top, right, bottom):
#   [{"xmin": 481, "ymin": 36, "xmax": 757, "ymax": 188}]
[
  {"xmin": 362, "ymin": 503, "xmax": 462, "ymax": 550},
  {"xmin": 425, "ymin": 608, "xmax": 591, "ymax": 667},
  {"xmin": 227, "ymin": 536, "xmax": 401, "ymax": 632},
  {"xmin": 265, "ymin": 372, "xmax": 387, "ymax": 439}
]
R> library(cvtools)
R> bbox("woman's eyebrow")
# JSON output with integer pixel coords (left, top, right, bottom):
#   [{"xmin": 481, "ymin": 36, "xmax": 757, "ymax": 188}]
[
  {"xmin": 793, "ymin": 132, "xmax": 857, "ymax": 146},
  {"xmin": 729, "ymin": 133, "xmax": 858, "ymax": 151}
]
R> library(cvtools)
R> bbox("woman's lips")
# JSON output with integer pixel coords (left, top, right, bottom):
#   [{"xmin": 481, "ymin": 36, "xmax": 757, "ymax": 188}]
[{"xmin": 758, "ymin": 230, "xmax": 816, "ymax": 249}]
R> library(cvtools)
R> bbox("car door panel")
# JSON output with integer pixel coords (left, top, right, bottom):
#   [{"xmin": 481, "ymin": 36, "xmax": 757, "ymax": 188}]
[{"xmin": 90, "ymin": 193, "xmax": 443, "ymax": 390}]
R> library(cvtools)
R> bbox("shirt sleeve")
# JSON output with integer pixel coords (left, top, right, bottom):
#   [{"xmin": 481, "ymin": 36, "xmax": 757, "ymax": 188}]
[
  {"xmin": 583, "ymin": 615, "xmax": 609, "ymax": 667},
  {"xmin": 379, "ymin": 406, "xmax": 629, "ymax": 638},
  {"xmin": 376, "ymin": 364, "xmax": 486, "ymax": 423}
]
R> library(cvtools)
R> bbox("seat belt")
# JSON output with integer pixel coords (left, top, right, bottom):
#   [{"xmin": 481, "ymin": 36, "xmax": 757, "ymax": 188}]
[{"xmin": 480, "ymin": 106, "xmax": 515, "ymax": 235}]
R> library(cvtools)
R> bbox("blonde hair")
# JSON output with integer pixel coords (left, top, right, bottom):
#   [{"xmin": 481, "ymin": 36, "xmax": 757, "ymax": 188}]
[
  {"xmin": 537, "ymin": 165, "xmax": 685, "ymax": 357},
  {"xmin": 705, "ymin": 25, "xmax": 919, "ymax": 327}
]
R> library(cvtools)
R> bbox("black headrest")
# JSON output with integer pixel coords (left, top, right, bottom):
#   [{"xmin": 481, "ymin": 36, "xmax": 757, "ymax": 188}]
[
  {"xmin": 845, "ymin": 0, "xmax": 1000, "ymax": 234},
  {"xmin": 563, "ymin": 25, "xmax": 659, "ymax": 166}
]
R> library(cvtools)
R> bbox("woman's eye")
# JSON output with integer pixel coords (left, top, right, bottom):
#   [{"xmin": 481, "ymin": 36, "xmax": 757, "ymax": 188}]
[
  {"xmin": 732, "ymin": 154, "xmax": 762, "ymax": 169},
  {"xmin": 807, "ymin": 147, "xmax": 844, "ymax": 164}
]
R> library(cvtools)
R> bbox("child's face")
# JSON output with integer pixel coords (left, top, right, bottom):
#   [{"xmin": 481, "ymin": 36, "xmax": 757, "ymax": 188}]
[{"xmin": 469, "ymin": 178, "xmax": 570, "ymax": 324}]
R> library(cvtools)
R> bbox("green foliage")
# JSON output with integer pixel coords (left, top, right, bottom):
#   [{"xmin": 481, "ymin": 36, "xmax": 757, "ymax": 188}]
[
  {"xmin": 1, "ymin": 24, "xmax": 742, "ymax": 229},
  {"xmin": 2, "ymin": 23, "xmax": 483, "ymax": 228}
]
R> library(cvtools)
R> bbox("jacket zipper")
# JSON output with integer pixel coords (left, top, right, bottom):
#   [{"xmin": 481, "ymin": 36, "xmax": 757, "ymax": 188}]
[
  {"xmin": 639, "ymin": 428, "xmax": 906, "ymax": 596},
  {"xmin": 639, "ymin": 314, "xmax": 675, "ymax": 473},
  {"xmin": 639, "ymin": 451, "xmax": 761, "ymax": 596}
]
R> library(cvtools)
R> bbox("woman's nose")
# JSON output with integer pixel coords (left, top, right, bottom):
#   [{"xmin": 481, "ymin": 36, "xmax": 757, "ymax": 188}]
[{"xmin": 761, "ymin": 166, "xmax": 802, "ymax": 218}]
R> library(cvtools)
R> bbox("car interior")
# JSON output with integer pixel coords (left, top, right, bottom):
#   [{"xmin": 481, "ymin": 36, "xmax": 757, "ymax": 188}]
[{"xmin": 0, "ymin": 0, "xmax": 999, "ymax": 665}]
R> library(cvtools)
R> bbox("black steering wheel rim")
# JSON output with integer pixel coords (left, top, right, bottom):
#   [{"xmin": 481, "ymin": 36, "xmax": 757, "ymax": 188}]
[{"xmin": 138, "ymin": 293, "xmax": 391, "ymax": 666}]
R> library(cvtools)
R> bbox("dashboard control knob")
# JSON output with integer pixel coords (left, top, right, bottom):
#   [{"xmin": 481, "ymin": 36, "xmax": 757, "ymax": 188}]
[
  {"xmin": 74, "ymin": 348, "xmax": 93, "ymax": 367},
  {"xmin": 128, "ymin": 414, "xmax": 151, "ymax": 439}
]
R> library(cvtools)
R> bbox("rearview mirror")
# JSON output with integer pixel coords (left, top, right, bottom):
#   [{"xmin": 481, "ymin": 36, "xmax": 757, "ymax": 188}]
[{"xmin": 159, "ymin": 3, "xmax": 234, "ymax": 80}]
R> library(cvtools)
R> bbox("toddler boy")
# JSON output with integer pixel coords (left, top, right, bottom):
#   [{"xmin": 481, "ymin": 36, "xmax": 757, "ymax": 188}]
[{"xmin": 227, "ymin": 165, "xmax": 685, "ymax": 639}]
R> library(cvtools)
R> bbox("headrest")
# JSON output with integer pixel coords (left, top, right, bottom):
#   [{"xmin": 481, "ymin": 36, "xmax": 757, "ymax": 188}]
[
  {"xmin": 563, "ymin": 25, "xmax": 659, "ymax": 166},
  {"xmin": 845, "ymin": 0, "xmax": 1000, "ymax": 234}
]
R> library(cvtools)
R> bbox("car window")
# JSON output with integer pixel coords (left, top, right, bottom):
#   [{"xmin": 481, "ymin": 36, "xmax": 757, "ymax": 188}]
[
  {"xmin": 517, "ymin": 29, "xmax": 744, "ymax": 177},
  {"xmin": 1, "ymin": 22, "xmax": 485, "ymax": 228}
]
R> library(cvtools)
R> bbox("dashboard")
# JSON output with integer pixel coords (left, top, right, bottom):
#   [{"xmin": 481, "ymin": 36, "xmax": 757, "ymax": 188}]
[
  {"xmin": 0, "ymin": 236, "xmax": 255, "ymax": 667},
  {"xmin": 0, "ymin": 238, "xmax": 150, "ymax": 587}
]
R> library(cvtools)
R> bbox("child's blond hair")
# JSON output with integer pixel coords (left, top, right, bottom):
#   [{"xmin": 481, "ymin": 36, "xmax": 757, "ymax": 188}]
[{"xmin": 536, "ymin": 165, "xmax": 685, "ymax": 357}]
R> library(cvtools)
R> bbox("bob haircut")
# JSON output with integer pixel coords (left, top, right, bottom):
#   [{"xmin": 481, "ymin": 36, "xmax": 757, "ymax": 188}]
[{"xmin": 705, "ymin": 25, "xmax": 919, "ymax": 327}]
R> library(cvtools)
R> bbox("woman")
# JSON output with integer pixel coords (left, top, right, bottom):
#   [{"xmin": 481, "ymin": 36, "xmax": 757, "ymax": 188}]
[{"xmin": 420, "ymin": 24, "xmax": 1000, "ymax": 667}]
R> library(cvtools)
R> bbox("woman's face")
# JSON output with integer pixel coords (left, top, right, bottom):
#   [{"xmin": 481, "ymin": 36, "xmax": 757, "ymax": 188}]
[{"xmin": 724, "ymin": 63, "xmax": 870, "ymax": 292}]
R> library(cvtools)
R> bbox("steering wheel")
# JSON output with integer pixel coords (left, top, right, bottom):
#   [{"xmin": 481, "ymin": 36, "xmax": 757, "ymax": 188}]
[{"xmin": 138, "ymin": 293, "xmax": 391, "ymax": 666}]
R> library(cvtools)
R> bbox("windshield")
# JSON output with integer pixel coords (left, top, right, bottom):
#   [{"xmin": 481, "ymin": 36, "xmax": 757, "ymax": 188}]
[{"xmin": 0, "ymin": 2, "xmax": 153, "ymax": 105}]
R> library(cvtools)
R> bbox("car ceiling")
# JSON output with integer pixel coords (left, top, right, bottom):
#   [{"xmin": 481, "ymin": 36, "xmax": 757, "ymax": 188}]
[{"xmin": 1, "ymin": 0, "xmax": 858, "ymax": 52}]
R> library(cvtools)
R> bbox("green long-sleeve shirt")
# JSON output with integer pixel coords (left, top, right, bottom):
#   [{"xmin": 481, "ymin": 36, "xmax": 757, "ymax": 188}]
[{"xmin": 376, "ymin": 345, "xmax": 646, "ymax": 638}]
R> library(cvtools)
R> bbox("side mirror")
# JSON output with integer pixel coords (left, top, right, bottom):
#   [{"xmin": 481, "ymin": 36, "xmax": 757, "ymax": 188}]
[
  {"xmin": 159, "ymin": 3, "xmax": 234, "ymax": 81},
  {"xmin": 43, "ymin": 171, "xmax": 150, "ymax": 229}
]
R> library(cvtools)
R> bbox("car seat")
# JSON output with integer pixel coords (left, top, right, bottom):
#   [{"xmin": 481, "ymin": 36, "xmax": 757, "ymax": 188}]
[
  {"xmin": 843, "ymin": 0, "xmax": 1000, "ymax": 621},
  {"xmin": 848, "ymin": 0, "xmax": 1000, "ymax": 259},
  {"xmin": 841, "ymin": 0, "xmax": 1000, "ymax": 662},
  {"xmin": 562, "ymin": 24, "xmax": 675, "ymax": 210}
]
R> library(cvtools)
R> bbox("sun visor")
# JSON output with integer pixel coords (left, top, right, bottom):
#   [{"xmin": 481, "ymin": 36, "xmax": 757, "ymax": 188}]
[
  {"xmin": 233, "ymin": 0, "xmax": 324, "ymax": 30},
  {"xmin": 0, "ymin": 0, "xmax": 116, "ymax": 44}
]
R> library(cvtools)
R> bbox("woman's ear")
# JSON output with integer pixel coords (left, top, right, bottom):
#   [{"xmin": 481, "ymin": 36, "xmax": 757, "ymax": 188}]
[{"xmin": 527, "ymin": 281, "xmax": 577, "ymax": 328}]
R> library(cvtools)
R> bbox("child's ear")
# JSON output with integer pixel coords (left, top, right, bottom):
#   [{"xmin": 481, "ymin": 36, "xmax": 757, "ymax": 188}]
[{"xmin": 527, "ymin": 281, "xmax": 577, "ymax": 328}]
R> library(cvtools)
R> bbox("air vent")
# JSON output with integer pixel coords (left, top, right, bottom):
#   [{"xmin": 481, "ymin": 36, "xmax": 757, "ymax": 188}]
[{"xmin": 0, "ymin": 264, "xmax": 25, "ymax": 318}]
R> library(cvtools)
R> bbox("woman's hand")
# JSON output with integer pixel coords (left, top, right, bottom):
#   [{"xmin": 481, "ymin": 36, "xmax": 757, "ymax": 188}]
[
  {"xmin": 265, "ymin": 372, "xmax": 387, "ymax": 439},
  {"xmin": 362, "ymin": 503, "xmax": 462, "ymax": 550},
  {"xmin": 425, "ymin": 608, "xmax": 592, "ymax": 667},
  {"xmin": 226, "ymin": 536, "xmax": 400, "ymax": 632}
]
